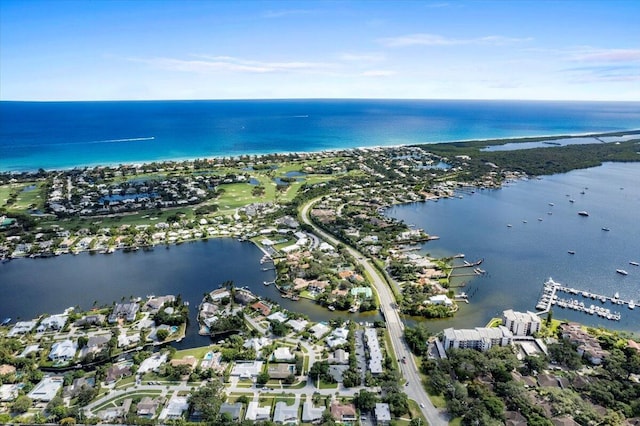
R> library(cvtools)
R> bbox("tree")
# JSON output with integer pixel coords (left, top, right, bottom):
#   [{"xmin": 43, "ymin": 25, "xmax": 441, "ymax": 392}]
[
  {"xmin": 188, "ymin": 380, "xmax": 225, "ymax": 423},
  {"xmin": 12, "ymin": 395, "xmax": 32, "ymax": 413},
  {"xmin": 256, "ymin": 371, "xmax": 270, "ymax": 385},
  {"xmin": 156, "ymin": 329, "xmax": 169, "ymax": 341},
  {"xmin": 354, "ymin": 390, "xmax": 377, "ymax": 412}
]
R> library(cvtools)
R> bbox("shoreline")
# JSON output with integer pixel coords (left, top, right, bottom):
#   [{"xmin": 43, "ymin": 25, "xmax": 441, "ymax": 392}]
[{"xmin": 3, "ymin": 128, "xmax": 639, "ymax": 174}]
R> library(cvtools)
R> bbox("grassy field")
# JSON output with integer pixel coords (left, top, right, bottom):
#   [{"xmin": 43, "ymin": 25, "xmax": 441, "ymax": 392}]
[
  {"xmin": 173, "ymin": 345, "xmax": 215, "ymax": 360},
  {"xmin": 1, "ymin": 182, "xmax": 45, "ymax": 212}
]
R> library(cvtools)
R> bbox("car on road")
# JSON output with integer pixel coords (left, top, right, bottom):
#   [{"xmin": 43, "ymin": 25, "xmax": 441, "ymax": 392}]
[{"xmin": 420, "ymin": 403, "xmax": 425, "ymax": 408}]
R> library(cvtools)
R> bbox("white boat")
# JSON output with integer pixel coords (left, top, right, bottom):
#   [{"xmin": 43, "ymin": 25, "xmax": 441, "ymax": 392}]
[
  {"xmin": 578, "ymin": 211, "xmax": 589, "ymax": 217},
  {"xmin": 602, "ymin": 227, "xmax": 610, "ymax": 231},
  {"xmin": 616, "ymin": 269, "xmax": 628, "ymax": 276},
  {"xmin": 613, "ymin": 292, "xmax": 620, "ymax": 300},
  {"xmin": 628, "ymin": 300, "xmax": 635, "ymax": 310},
  {"xmin": 630, "ymin": 261, "xmax": 639, "ymax": 266}
]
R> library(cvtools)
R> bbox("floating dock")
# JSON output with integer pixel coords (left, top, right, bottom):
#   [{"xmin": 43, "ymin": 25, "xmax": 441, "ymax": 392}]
[{"xmin": 535, "ymin": 277, "xmax": 627, "ymax": 321}]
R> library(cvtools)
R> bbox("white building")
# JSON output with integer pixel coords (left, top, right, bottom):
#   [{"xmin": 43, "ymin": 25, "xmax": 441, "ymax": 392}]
[
  {"xmin": 28, "ymin": 376, "xmax": 64, "ymax": 402},
  {"xmin": 502, "ymin": 309, "xmax": 541, "ymax": 336},
  {"xmin": 365, "ymin": 327, "xmax": 383, "ymax": 374},
  {"xmin": 48, "ymin": 340, "xmax": 77, "ymax": 361},
  {"xmin": 428, "ymin": 294, "xmax": 453, "ymax": 306},
  {"xmin": 442, "ymin": 326, "xmax": 513, "ymax": 352},
  {"xmin": 230, "ymin": 361, "xmax": 264, "ymax": 378}
]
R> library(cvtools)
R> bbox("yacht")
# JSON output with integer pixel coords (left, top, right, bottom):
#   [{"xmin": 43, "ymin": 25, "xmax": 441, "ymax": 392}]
[
  {"xmin": 602, "ymin": 227, "xmax": 610, "ymax": 231},
  {"xmin": 616, "ymin": 269, "xmax": 628, "ymax": 276},
  {"xmin": 568, "ymin": 250, "xmax": 575, "ymax": 255},
  {"xmin": 628, "ymin": 300, "xmax": 635, "ymax": 310},
  {"xmin": 578, "ymin": 211, "xmax": 589, "ymax": 217},
  {"xmin": 630, "ymin": 261, "xmax": 639, "ymax": 266},
  {"xmin": 613, "ymin": 292, "xmax": 620, "ymax": 300}
]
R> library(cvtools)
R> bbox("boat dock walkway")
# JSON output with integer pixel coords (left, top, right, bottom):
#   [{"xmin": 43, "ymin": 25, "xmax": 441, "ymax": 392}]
[{"xmin": 535, "ymin": 278, "xmax": 629, "ymax": 321}]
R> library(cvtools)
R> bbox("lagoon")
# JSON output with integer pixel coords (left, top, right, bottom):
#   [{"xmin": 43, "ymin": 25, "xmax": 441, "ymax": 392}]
[
  {"xmin": 385, "ymin": 162, "xmax": 640, "ymax": 335},
  {"xmin": 0, "ymin": 239, "xmax": 378, "ymax": 349}
]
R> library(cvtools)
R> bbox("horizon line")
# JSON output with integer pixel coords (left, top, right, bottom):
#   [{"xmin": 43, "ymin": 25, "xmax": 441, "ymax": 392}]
[{"xmin": 2, "ymin": 97, "xmax": 639, "ymax": 103}]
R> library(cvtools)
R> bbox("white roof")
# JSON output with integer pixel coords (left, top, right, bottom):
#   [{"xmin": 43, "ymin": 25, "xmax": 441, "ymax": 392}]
[
  {"xmin": 28, "ymin": 376, "xmax": 64, "ymax": 401},
  {"xmin": 273, "ymin": 347, "xmax": 294, "ymax": 360},
  {"xmin": 230, "ymin": 361, "xmax": 264, "ymax": 378},
  {"xmin": 159, "ymin": 396, "xmax": 189, "ymax": 420},
  {"xmin": 309, "ymin": 323, "xmax": 330, "ymax": 338},
  {"xmin": 246, "ymin": 401, "xmax": 271, "ymax": 421},
  {"xmin": 286, "ymin": 319, "xmax": 308, "ymax": 332},
  {"xmin": 375, "ymin": 403, "xmax": 391, "ymax": 421},
  {"xmin": 267, "ymin": 312, "xmax": 288, "ymax": 323}
]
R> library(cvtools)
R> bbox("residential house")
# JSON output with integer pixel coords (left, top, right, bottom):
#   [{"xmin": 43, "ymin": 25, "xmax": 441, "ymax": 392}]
[
  {"xmin": 302, "ymin": 400, "xmax": 324, "ymax": 423},
  {"xmin": 49, "ymin": 339, "xmax": 77, "ymax": 362},
  {"xmin": 273, "ymin": 400, "xmax": 299, "ymax": 424},
  {"xmin": 37, "ymin": 314, "xmax": 67, "ymax": 332},
  {"xmin": 272, "ymin": 347, "xmax": 295, "ymax": 362},
  {"xmin": 108, "ymin": 302, "xmax": 139, "ymax": 323},
  {"xmin": 105, "ymin": 364, "xmax": 132, "ymax": 384},
  {"xmin": 268, "ymin": 363, "xmax": 296, "ymax": 380},
  {"xmin": 246, "ymin": 401, "xmax": 271, "ymax": 421},
  {"xmin": 219, "ymin": 402, "xmax": 244, "ymax": 421},
  {"xmin": 231, "ymin": 361, "xmax": 264, "ymax": 379},
  {"xmin": 137, "ymin": 396, "xmax": 160, "ymax": 418},
  {"xmin": 330, "ymin": 401, "xmax": 357, "ymax": 423},
  {"xmin": 375, "ymin": 403, "xmax": 391, "ymax": 425},
  {"xmin": 27, "ymin": 376, "xmax": 64, "ymax": 402},
  {"xmin": 328, "ymin": 349, "xmax": 349, "ymax": 364}
]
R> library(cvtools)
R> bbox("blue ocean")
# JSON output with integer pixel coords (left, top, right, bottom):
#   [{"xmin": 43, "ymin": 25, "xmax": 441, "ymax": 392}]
[{"xmin": 2, "ymin": 99, "xmax": 640, "ymax": 172}]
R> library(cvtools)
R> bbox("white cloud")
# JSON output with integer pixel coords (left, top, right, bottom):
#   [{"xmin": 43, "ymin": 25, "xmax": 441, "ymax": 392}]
[
  {"xmin": 132, "ymin": 55, "xmax": 337, "ymax": 74},
  {"xmin": 379, "ymin": 33, "xmax": 532, "ymax": 47},
  {"xmin": 568, "ymin": 48, "xmax": 640, "ymax": 63},
  {"xmin": 339, "ymin": 52, "xmax": 386, "ymax": 62},
  {"xmin": 262, "ymin": 9, "xmax": 318, "ymax": 19},
  {"xmin": 360, "ymin": 70, "xmax": 396, "ymax": 77}
]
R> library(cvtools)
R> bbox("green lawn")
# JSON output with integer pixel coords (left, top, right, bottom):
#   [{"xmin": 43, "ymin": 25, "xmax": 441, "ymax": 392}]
[
  {"xmin": 173, "ymin": 345, "xmax": 214, "ymax": 360},
  {"xmin": 318, "ymin": 380, "xmax": 338, "ymax": 389}
]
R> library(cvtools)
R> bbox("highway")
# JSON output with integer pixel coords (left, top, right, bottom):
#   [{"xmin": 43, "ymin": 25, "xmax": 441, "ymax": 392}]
[{"xmin": 301, "ymin": 198, "xmax": 449, "ymax": 426}]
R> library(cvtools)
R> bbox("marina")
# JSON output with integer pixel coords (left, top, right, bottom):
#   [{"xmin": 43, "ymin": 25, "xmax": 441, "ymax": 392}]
[{"xmin": 535, "ymin": 278, "xmax": 632, "ymax": 321}]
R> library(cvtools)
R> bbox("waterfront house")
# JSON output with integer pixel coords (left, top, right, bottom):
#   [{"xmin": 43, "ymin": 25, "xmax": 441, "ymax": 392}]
[
  {"xmin": 75, "ymin": 314, "xmax": 105, "ymax": 327},
  {"xmin": 105, "ymin": 364, "xmax": 132, "ymax": 384},
  {"xmin": 267, "ymin": 312, "xmax": 288, "ymax": 323},
  {"xmin": 108, "ymin": 302, "xmax": 139, "ymax": 323},
  {"xmin": 251, "ymin": 301, "xmax": 272, "ymax": 316},
  {"xmin": 48, "ymin": 339, "xmax": 77, "ymax": 361},
  {"xmin": 36, "ymin": 314, "xmax": 67, "ymax": 332},
  {"xmin": 7, "ymin": 320, "xmax": 37, "ymax": 337},
  {"xmin": 144, "ymin": 295, "xmax": 176, "ymax": 313},
  {"xmin": 428, "ymin": 294, "xmax": 453, "ymax": 306},
  {"xmin": 309, "ymin": 322, "xmax": 331, "ymax": 339}
]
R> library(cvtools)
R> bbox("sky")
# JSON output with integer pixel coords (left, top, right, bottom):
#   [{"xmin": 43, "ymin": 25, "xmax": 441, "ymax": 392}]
[{"xmin": 1, "ymin": 0, "xmax": 639, "ymax": 101}]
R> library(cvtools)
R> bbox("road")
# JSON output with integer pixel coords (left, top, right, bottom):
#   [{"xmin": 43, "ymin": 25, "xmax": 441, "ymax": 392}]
[{"xmin": 301, "ymin": 198, "xmax": 449, "ymax": 426}]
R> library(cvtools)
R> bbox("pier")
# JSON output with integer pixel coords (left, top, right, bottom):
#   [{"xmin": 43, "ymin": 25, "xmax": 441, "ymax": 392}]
[{"xmin": 535, "ymin": 278, "xmax": 628, "ymax": 321}]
